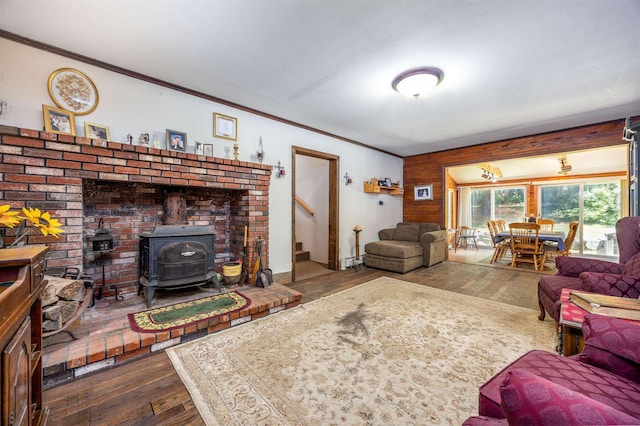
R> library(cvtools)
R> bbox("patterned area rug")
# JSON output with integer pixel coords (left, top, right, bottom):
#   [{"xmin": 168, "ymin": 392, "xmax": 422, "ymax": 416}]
[
  {"xmin": 166, "ymin": 277, "xmax": 556, "ymax": 425},
  {"xmin": 128, "ymin": 291, "xmax": 249, "ymax": 333}
]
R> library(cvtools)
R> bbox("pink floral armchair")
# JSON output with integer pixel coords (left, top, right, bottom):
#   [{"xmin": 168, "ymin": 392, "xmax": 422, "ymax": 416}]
[{"xmin": 537, "ymin": 216, "xmax": 640, "ymax": 323}]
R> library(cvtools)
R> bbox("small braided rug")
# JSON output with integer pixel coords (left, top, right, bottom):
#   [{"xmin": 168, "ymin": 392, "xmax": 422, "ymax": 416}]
[{"xmin": 128, "ymin": 291, "xmax": 249, "ymax": 333}]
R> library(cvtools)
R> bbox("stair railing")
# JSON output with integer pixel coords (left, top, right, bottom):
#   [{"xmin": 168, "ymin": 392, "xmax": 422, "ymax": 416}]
[{"xmin": 295, "ymin": 196, "xmax": 314, "ymax": 216}]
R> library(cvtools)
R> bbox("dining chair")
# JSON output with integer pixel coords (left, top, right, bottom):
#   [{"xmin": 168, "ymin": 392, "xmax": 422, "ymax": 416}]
[
  {"xmin": 456, "ymin": 226, "xmax": 478, "ymax": 250},
  {"xmin": 487, "ymin": 220, "xmax": 509, "ymax": 263},
  {"xmin": 509, "ymin": 222, "xmax": 545, "ymax": 270},
  {"xmin": 496, "ymin": 219, "xmax": 507, "ymax": 232},
  {"xmin": 544, "ymin": 221, "xmax": 579, "ymax": 261},
  {"xmin": 538, "ymin": 218, "xmax": 555, "ymax": 231}
]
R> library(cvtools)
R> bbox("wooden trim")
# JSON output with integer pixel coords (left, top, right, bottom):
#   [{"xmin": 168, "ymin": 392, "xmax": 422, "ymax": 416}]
[
  {"xmin": 0, "ymin": 29, "xmax": 401, "ymax": 159},
  {"xmin": 455, "ymin": 171, "xmax": 628, "ymax": 187},
  {"xmin": 291, "ymin": 146, "xmax": 340, "ymax": 279}
]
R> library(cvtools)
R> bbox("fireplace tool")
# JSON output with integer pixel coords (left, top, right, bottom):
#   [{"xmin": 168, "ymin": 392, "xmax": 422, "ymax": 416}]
[
  {"xmin": 252, "ymin": 236, "xmax": 273, "ymax": 287},
  {"xmin": 239, "ymin": 225, "xmax": 249, "ymax": 286}
]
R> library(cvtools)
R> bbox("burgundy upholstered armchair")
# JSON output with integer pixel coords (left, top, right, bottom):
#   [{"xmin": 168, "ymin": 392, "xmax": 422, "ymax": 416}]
[
  {"xmin": 463, "ymin": 314, "xmax": 640, "ymax": 425},
  {"xmin": 537, "ymin": 216, "xmax": 640, "ymax": 323}
]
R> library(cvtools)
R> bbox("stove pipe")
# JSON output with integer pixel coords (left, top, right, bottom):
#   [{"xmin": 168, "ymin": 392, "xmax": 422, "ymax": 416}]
[{"xmin": 164, "ymin": 191, "xmax": 187, "ymax": 224}]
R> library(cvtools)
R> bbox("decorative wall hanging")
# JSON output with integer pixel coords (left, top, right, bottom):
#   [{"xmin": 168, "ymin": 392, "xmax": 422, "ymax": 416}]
[
  {"xmin": 166, "ymin": 129, "xmax": 187, "ymax": 152},
  {"xmin": 213, "ymin": 112, "xmax": 237, "ymax": 141},
  {"xmin": 42, "ymin": 104, "xmax": 76, "ymax": 135},
  {"xmin": 414, "ymin": 184, "xmax": 433, "ymax": 201},
  {"xmin": 48, "ymin": 68, "xmax": 99, "ymax": 115},
  {"xmin": 84, "ymin": 122, "xmax": 110, "ymax": 140}
]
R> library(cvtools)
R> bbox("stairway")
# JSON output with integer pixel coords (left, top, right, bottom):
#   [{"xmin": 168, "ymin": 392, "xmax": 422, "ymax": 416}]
[{"xmin": 295, "ymin": 241, "xmax": 310, "ymax": 262}]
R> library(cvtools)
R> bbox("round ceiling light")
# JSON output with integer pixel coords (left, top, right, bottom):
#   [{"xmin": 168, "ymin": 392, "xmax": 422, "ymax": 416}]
[{"xmin": 391, "ymin": 67, "xmax": 444, "ymax": 99}]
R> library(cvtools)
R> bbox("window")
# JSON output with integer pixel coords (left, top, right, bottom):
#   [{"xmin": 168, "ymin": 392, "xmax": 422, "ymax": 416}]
[
  {"xmin": 466, "ymin": 186, "xmax": 526, "ymax": 246},
  {"xmin": 539, "ymin": 181, "xmax": 621, "ymax": 257}
]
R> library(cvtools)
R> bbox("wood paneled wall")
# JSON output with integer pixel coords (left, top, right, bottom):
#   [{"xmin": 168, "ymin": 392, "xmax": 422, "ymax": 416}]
[{"xmin": 403, "ymin": 119, "xmax": 629, "ymax": 224}]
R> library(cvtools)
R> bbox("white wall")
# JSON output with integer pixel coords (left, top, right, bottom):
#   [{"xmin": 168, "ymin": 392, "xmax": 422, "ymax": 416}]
[
  {"xmin": 0, "ymin": 38, "xmax": 404, "ymax": 274},
  {"xmin": 295, "ymin": 156, "xmax": 329, "ymax": 264}
]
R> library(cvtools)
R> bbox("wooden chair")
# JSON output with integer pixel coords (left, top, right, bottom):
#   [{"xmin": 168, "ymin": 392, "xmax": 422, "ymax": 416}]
[
  {"xmin": 538, "ymin": 218, "xmax": 555, "ymax": 231},
  {"xmin": 487, "ymin": 220, "xmax": 509, "ymax": 263},
  {"xmin": 496, "ymin": 219, "xmax": 507, "ymax": 232},
  {"xmin": 456, "ymin": 226, "xmax": 478, "ymax": 250},
  {"xmin": 544, "ymin": 221, "xmax": 579, "ymax": 260},
  {"xmin": 509, "ymin": 222, "xmax": 545, "ymax": 270}
]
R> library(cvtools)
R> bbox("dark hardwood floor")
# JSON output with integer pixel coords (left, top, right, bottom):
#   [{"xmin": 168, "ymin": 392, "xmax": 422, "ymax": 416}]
[{"xmin": 43, "ymin": 258, "xmax": 549, "ymax": 425}]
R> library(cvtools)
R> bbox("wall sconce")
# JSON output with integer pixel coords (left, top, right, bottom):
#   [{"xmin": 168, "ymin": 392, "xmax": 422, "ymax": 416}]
[
  {"xmin": 344, "ymin": 173, "xmax": 352, "ymax": 185},
  {"xmin": 275, "ymin": 161, "xmax": 286, "ymax": 178}
]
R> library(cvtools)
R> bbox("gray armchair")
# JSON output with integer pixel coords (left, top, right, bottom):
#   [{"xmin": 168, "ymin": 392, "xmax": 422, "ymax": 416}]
[{"xmin": 364, "ymin": 222, "xmax": 448, "ymax": 273}]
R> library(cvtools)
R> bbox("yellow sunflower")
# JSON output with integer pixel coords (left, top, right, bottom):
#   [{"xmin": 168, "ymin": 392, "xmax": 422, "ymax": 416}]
[
  {"xmin": 1, "ymin": 205, "xmax": 65, "ymax": 248},
  {"xmin": 0, "ymin": 204, "xmax": 23, "ymax": 228},
  {"xmin": 37, "ymin": 211, "xmax": 65, "ymax": 238},
  {"xmin": 21, "ymin": 207, "xmax": 65, "ymax": 238}
]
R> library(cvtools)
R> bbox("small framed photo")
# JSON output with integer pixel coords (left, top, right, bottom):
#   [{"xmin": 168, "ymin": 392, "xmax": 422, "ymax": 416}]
[
  {"xmin": 84, "ymin": 121, "xmax": 110, "ymax": 140},
  {"xmin": 384, "ymin": 178, "xmax": 392, "ymax": 187},
  {"xmin": 166, "ymin": 129, "xmax": 187, "ymax": 152},
  {"xmin": 195, "ymin": 142, "xmax": 204, "ymax": 155},
  {"xmin": 213, "ymin": 112, "xmax": 237, "ymax": 141},
  {"xmin": 43, "ymin": 104, "xmax": 76, "ymax": 135},
  {"xmin": 414, "ymin": 184, "xmax": 433, "ymax": 201},
  {"xmin": 203, "ymin": 144, "xmax": 213, "ymax": 157}
]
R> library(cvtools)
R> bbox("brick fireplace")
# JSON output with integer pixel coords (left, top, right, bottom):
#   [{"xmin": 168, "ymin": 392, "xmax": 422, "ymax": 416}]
[{"xmin": 0, "ymin": 125, "xmax": 272, "ymax": 297}]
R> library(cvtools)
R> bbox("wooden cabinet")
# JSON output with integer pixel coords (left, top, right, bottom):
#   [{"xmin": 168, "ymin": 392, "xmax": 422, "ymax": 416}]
[{"xmin": 0, "ymin": 246, "xmax": 49, "ymax": 426}]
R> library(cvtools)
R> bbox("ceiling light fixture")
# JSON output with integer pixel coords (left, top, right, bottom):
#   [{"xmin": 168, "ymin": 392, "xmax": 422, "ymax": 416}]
[
  {"xmin": 391, "ymin": 67, "xmax": 444, "ymax": 99},
  {"xmin": 477, "ymin": 164, "xmax": 502, "ymax": 183},
  {"xmin": 558, "ymin": 155, "xmax": 572, "ymax": 175}
]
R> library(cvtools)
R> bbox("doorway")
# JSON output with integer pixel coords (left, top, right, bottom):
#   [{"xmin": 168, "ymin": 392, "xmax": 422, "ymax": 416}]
[{"xmin": 291, "ymin": 146, "xmax": 339, "ymax": 282}]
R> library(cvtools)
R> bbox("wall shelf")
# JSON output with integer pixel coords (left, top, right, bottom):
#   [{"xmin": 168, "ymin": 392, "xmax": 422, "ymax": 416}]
[{"xmin": 363, "ymin": 181, "xmax": 404, "ymax": 196}]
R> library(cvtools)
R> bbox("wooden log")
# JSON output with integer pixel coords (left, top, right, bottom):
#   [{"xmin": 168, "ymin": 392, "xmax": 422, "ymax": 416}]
[{"xmin": 43, "ymin": 275, "xmax": 84, "ymax": 303}]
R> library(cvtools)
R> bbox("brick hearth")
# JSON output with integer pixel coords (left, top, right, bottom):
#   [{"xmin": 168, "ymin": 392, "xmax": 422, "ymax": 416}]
[{"xmin": 42, "ymin": 283, "xmax": 302, "ymax": 388}]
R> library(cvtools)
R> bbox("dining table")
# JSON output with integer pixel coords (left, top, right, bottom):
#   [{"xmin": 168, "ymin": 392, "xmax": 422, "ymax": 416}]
[{"xmin": 494, "ymin": 230, "xmax": 566, "ymax": 252}]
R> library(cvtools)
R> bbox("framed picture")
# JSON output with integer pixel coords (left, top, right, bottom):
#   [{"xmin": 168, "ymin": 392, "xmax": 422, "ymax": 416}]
[
  {"xmin": 195, "ymin": 142, "xmax": 204, "ymax": 155},
  {"xmin": 43, "ymin": 104, "xmax": 76, "ymax": 135},
  {"xmin": 213, "ymin": 112, "xmax": 237, "ymax": 141},
  {"xmin": 84, "ymin": 121, "xmax": 110, "ymax": 140},
  {"xmin": 203, "ymin": 144, "xmax": 213, "ymax": 157},
  {"xmin": 414, "ymin": 184, "xmax": 433, "ymax": 201},
  {"xmin": 384, "ymin": 178, "xmax": 392, "ymax": 187},
  {"xmin": 48, "ymin": 68, "xmax": 99, "ymax": 115},
  {"xmin": 166, "ymin": 129, "xmax": 187, "ymax": 152}
]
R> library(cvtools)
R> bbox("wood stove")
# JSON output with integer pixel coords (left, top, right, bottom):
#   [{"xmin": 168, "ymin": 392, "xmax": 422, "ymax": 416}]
[{"xmin": 139, "ymin": 225, "xmax": 215, "ymax": 307}]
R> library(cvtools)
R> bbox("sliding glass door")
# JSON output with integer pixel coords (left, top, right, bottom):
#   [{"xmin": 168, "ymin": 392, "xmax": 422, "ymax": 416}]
[
  {"xmin": 539, "ymin": 181, "xmax": 621, "ymax": 257},
  {"xmin": 467, "ymin": 186, "xmax": 526, "ymax": 246}
]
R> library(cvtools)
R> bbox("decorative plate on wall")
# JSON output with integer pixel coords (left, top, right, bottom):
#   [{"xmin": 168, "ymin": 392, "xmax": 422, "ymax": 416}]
[{"xmin": 48, "ymin": 68, "xmax": 99, "ymax": 115}]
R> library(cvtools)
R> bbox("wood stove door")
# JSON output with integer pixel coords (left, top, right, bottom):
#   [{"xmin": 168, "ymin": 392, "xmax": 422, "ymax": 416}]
[{"xmin": 157, "ymin": 242, "xmax": 210, "ymax": 287}]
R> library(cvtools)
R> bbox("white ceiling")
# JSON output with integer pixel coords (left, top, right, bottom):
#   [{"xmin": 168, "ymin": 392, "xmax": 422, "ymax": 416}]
[{"xmin": 1, "ymin": 1, "xmax": 639, "ymax": 158}]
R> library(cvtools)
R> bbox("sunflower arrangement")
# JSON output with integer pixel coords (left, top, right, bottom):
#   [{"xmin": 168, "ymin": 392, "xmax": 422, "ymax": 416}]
[{"xmin": 0, "ymin": 205, "xmax": 65, "ymax": 248}]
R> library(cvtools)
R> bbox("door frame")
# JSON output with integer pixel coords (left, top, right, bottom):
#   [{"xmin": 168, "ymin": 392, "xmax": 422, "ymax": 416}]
[{"xmin": 291, "ymin": 146, "xmax": 339, "ymax": 282}]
